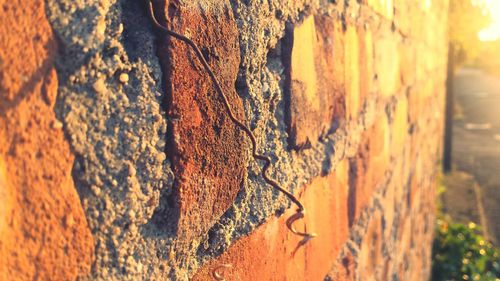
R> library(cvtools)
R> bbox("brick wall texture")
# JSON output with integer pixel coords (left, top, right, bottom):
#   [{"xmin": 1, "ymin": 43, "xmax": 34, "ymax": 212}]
[{"xmin": 0, "ymin": 0, "xmax": 449, "ymax": 280}]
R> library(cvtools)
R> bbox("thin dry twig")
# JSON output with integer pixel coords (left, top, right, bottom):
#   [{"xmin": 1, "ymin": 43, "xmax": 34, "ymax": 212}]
[{"xmin": 145, "ymin": 0, "xmax": 316, "ymax": 239}]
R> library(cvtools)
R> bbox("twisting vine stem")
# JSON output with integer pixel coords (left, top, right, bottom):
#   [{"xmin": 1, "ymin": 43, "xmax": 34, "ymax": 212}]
[{"xmin": 146, "ymin": 0, "xmax": 316, "ymax": 239}]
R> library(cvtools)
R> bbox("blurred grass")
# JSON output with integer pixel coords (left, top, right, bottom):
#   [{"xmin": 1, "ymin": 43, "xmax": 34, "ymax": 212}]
[
  {"xmin": 432, "ymin": 172, "xmax": 500, "ymax": 280},
  {"xmin": 432, "ymin": 219, "xmax": 500, "ymax": 281}
]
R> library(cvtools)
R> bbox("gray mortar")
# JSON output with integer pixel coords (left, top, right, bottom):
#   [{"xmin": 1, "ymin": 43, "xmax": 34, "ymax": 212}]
[
  {"xmin": 46, "ymin": 0, "xmax": 178, "ymax": 279},
  {"xmin": 324, "ymin": 141, "xmax": 440, "ymax": 281},
  {"xmin": 195, "ymin": 0, "xmax": 379, "ymax": 262},
  {"xmin": 46, "ymin": 0, "xmax": 396, "ymax": 280}
]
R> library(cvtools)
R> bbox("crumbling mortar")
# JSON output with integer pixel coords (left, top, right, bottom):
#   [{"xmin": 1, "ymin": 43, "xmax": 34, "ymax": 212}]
[{"xmin": 43, "ymin": 0, "xmax": 443, "ymax": 279}]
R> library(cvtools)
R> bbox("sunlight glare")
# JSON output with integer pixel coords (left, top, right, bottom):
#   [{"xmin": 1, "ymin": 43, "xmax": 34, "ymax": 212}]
[{"xmin": 478, "ymin": 0, "xmax": 500, "ymax": 41}]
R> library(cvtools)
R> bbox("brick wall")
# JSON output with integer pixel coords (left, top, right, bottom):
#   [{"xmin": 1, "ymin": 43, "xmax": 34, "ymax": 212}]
[
  {"xmin": 192, "ymin": 1, "xmax": 449, "ymax": 279},
  {"xmin": 0, "ymin": 0, "xmax": 448, "ymax": 280}
]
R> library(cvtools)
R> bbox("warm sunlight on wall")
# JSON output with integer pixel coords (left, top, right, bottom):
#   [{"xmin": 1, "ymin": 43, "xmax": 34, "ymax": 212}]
[{"xmin": 479, "ymin": 0, "xmax": 500, "ymax": 41}]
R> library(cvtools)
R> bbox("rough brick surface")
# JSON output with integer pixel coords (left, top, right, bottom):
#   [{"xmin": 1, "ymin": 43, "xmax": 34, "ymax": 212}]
[
  {"xmin": 284, "ymin": 14, "xmax": 345, "ymax": 149},
  {"xmin": 193, "ymin": 1, "xmax": 448, "ymax": 280},
  {"xmin": 154, "ymin": 0, "xmax": 247, "ymax": 249},
  {"xmin": 0, "ymin": 0, "xmax": 94, "ymax": 280},
  {"xmin": 1, "ymin": 0, "xmax": 449, "ymax": 280},
  {"xmin": 192, "ymin": 165, "xmax": 350, "ymax": 281}
]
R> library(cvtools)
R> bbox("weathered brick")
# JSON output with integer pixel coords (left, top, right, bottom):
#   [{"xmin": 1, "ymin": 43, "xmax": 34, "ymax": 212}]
[
  {"xmin": 326, "ymin": 248, "xmax": 356, "ymax": 281},
  {"xmin": 0, "ymin": 1, "xmax": 94, "ymax": 279},
  {"xmin": 391, "ymin": 96, "xmax": 409, "ymax": 156},
  {"xmin": 358, "ymin": 210, "xmax": 384, "ymax": 280},
  {"xmin": 192, "ymin": 162, "xmax": 350, "ymax": 280},
  {"xmin": 284, "ymin": 15, "xmax": 345, "ymax": 148},
  {"xmin": 348, "ymin": 115, "xmax": 390, "ymax": 224},
  {"xmin": 156, "ymin": 1, "xmax": 247, "ymax": 246},
  {"xmin": 1, "ymin": 0, "xmax": 451, "ymax": 279},
  {"xmin": 395, "ymin": 215, "xmax": 412, "ymax": 279},
  {"xmin": 381, "ymin": 177, "xmax": 396, "ymax": 241},
  {"xmin": 0, "ymin": 158, "xmax": 8, "ymax": 243}
]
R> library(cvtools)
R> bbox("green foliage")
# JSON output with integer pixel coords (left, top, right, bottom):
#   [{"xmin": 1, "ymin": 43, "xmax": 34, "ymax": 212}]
[
  {"xmin": 432, "ymin": 219, "xmax": 500, "ymax": 280},
  {"xmin": 449, "ymin": 0, "xmax": 491, "ymax": 65}
]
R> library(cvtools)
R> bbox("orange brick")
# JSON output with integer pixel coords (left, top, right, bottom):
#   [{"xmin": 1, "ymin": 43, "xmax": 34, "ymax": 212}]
[
  {"xmin": 381, "ymin": 178, "xmax": 396, "ymax": 241},
  {"xmin": 0, "ymin": 158, "xmax": 8, "ymax": 241},
  {"xmin": 358, "ymin": 210, "xmax": 384, "ymax": 280},
  {"xmin": 345, "ymin": 25, "xmax": 360, "ymax": 120},
  {"xmin": 394, "ymin": 0, "xmax": 412, "ymax": 35},
  {"xmin": 0, "ymin": 2, "xmax": 94, "ymax": 279},
  {"xmin": 348, "ymin": 115, "xmax": 390, "ymax": 224},
  {"xmin": 391, "ymin": 96, "xmax": 409, "ymax": 156},
  {"xmin": 358, "ymin": 27, "xmax": 374, "ymax": 103},
  {"xmin": 374, "ymin": 35, "xmax": 401, "ymax": 97},
  {"xmin": 399, "ymin": 42, "xmax": 416, "ymax": 85},
  {"xmin": 367, "ymin": 0, "xmax": 394, "ymax": 20},
  {"xmin": 192, "ymin": 164, "xmax": 350, "ymax": 281},
  {"xmin": 285, "ymin": 15, "xmax": 345, "ymax": 148}
]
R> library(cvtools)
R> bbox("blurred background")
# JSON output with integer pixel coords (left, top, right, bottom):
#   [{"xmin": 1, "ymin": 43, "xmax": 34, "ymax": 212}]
[{"xmin": 435, "ymin": 0, "xmax": 500, "ymax": 280}]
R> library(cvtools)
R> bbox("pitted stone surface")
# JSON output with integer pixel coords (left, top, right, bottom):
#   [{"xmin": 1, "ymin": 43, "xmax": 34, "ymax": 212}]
[{"xmin": 47, "ymin": 0, "xmax": 175, "ymax": 279}]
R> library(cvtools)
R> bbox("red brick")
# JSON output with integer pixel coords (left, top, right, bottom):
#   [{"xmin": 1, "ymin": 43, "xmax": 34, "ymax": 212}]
[{"xmin": 155, "ymin": 1, "xmax": 247, "ymax": 245}]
